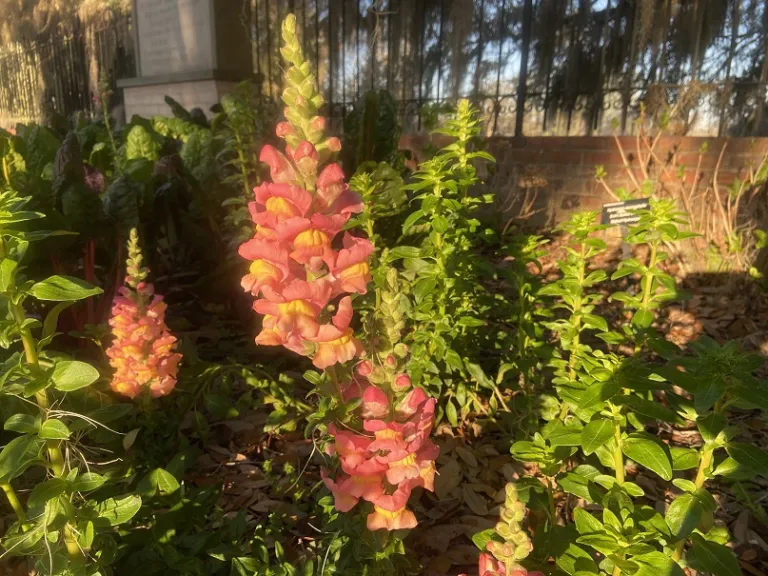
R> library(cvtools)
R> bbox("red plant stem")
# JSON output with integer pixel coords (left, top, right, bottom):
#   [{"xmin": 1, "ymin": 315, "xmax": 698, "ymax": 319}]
[
  {"xmin": 84, "ymin": 240, "xmax": 95, "ymax": 325},
  {"xmin": 97, "ymin": 232, "xmax": 123, "ymax": 324}
]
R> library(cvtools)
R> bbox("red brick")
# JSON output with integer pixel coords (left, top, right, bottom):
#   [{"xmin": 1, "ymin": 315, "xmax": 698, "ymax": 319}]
[
  {"xmin": 676, "ymin": 153, "xmax": 718, "ymax": 170},
  {"xmin": 582, "ymin": 151, "xmax": 622, "ymax": 167}
]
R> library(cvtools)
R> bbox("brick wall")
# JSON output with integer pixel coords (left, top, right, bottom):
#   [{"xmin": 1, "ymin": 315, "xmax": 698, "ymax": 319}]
[{"xmin": 400, "ymin": 134, "xmax": 768, "ymax": 229}]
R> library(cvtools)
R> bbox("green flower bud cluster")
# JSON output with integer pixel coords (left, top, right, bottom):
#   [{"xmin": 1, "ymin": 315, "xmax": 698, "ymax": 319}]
[
  {"xmin": 125, "ymin": 227, "xmax": 149, "ymax": 290},
  {"xmin": 279, "ymin": 14, "xmax": 330, "ymax": 148},
  {"xmin": 487, "ymin": 484, "xmax": 534, "ymax": 568},
  {"xmin": 378, "ymin": 268, "xmax": 408, "ymax": 351}
]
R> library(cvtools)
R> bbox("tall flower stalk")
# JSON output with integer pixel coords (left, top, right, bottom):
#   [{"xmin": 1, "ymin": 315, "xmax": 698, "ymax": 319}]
[
  {"xmin": 106, "ymin": 228, "xmax": 182, "ymax": 400},
  {"xmin": 239, "ymin": 14, "xmax": 438, "ymax": 533}
]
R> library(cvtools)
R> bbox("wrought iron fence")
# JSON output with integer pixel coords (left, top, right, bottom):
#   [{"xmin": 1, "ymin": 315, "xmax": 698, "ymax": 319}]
[
  {"xmin": 251, "ymin": 0, "xmax": 768, "ymax": 137},
  {"xmin": 0, "ymin": 1, "xmax": 765, "ymax": 138},
  {"xmin": 0, "ymin": 13, "xmax": 134, "ymax": 128}
]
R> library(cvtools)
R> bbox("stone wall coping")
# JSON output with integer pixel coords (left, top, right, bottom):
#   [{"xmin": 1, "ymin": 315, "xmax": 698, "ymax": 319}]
[{"xmin": 118, "ymin": 69, "xmax": 253, "ymax": 89}]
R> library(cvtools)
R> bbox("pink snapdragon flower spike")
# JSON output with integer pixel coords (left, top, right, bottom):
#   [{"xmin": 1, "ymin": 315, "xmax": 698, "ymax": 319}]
[
  {"xmin": 239, "ymin": 14, "xmax": 372, "ymax": 368},
  {"xmin": 243, "ymin": 13, "xmax": 440, "ymax": 534},
  {"xmin": 324, "ymin": 382, "xmax": 439, "ymax": 531},
  {"xmin": 106, "ymin": 229, "xmax": 182, "ymax": 400}
]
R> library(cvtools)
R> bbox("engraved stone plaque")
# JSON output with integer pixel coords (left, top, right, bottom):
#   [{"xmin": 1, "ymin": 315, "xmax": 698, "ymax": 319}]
[{"xmin": 136, "ymin": 0, "xmax": 214, "ymax": 77}]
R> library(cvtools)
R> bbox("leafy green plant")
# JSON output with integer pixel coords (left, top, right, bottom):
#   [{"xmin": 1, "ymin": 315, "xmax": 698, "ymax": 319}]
[
  {"xmin": 216, "ymin": 81, "xmax": 277, "ymax": 251},
  {"xmin": 0, "ymin": 187, "xmax": 141, "ymax": 574},
  {"xmin": 508, "ymin": 202, "xmax": 763, "ymax": 576},
  {"xmin": 392, "ymin": 99, "xmax": 499, "ymax": 425}
]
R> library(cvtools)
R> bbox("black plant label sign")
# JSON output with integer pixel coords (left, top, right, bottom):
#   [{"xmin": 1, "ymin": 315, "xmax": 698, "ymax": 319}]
[{"xmin": 601, "ymin": 198, "xmax": 651, "ymax": 226}]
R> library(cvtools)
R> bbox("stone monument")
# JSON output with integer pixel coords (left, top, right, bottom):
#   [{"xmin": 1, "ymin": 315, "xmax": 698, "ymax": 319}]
[{"xmin": 118, "ymin": 0, "xmax": 253, "ymax": 119}]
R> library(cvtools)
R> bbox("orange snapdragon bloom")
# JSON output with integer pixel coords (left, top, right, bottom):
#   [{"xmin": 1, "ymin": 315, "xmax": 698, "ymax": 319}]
[
  {"xmin": 238, "ymin": 17, "xmax": 371, "ymax": 371},
  {"xmin": 324, "ymin": 375, "xmax": 439, "ymax": 532},
  {"xmin": 106, "ymin": 229, "xmax": 182, "ymax": 400}
]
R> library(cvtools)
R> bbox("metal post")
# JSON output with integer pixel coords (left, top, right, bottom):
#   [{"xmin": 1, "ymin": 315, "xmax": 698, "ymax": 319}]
[
  {"xmin": 620, "ymin": 0, "xmax": 639, "ymax": 134},
  {"xmin": 473, "ymin": 0, "xmax": 485, "ymax": 99},
  {"xmin": 342, "ymin": 0, "xmax": 346, "ymax": 111},
  {"xmin": 265, "ymin": 0, "xmax": 273, "ymax": 99},
  {"xmin": 417, "ymin": 0, "xmax": 426, "ymax": 130},
  {"xmin": 315, "ymin": 0, "xmax": 320, "ymax": 93},
  {"xmin": 328, "ymin": 0, "xmax": 333, "ymax": 112},
  {"xmin": 436, "ymin": 0, "xmax": 445, "ymax": 102},
  {"xmin": 356, "ymin": 0, "xmax": 361, "ymax": 99},
  {"xmin": 515, "ymin": 0, "xmax": 533, "ymax": 137},
  {"xmin": 493, "ymin": 0, "xmax": 506, "ymax": 135},
  {"xmin": 718, "ymin": 0, "xmax": 740, "ymax": 136}
]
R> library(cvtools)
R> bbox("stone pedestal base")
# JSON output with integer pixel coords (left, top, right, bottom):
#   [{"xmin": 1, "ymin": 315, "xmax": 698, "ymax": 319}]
[{"xmin": 118, "ymin": 72, "xmax": 240, "ymax": 119}]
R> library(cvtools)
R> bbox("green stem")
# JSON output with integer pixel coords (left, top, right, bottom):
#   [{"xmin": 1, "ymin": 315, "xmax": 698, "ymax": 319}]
[
  {"xmin": 234, "ymin": 133, "xmax": 252, "ymax": 200},
  {"xmin": 2, "ymin": 155, "xmax": 9, "ymax": 186},
  {"xmin": 63, "ymin": 524, "xmax": 83, "ymax": 566},
  {"xmin": 634, "ymin": 241, "xmax": 658, "ymax": 355},
  {"xmin": 491, "ymin": 383, "xmax": 511, "ymax": 413},
  {"xmin": 640, "ymin": 242, "xmax": 658, "ymax": 310},
  {"xmin": 613, "ymin": 418, "xmax": 625, "ymax": 484},
  {"xmin": 672, "ymin": 447, "xmax": 714, "ymax": 561},
  {"xmin": 569, "ymin": 246, "xmax": 586, "ymax": 380},
  {"xmin": 12, "ymin": 303, "xmax": 65, "ymax": 477},
  {"xmin": 1, "ymin": 482, "xmax": 26, "ymax": 521},
  {"xmin": 546, "ymin": 476, "xmax": 557, "ymax": 527},
  {"xmin": 327, "ymin": 365, "xmax": 344, "ymax": 403}
]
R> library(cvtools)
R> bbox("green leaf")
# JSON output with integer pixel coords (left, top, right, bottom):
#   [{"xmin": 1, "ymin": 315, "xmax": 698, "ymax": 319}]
[
  {"xmin": 78, "ymin": 520, "xmax": 95, "ymax": 549},
  {"xmin": 617, "ymin": 395, "xmax": 679, "ymax": 423},
  {"xmin": 0, "ymin": 435, "xmax": 44, "ymax": 481},
  {"xmin": 558, "ymin": 472, "xmax": 603, "ymax": 503},
  {"xmin": 672, "ymin": 478, "xmax": 697, "ymax": 493},
  {"xmin": 413, "ymin": 278, "xmax": 438, "ymax": 303},
  {"xmin": 471, "ymin": 528, "xmax": 495, "ymax": 551},
  {"xmin": 28, "ymin": 478, "xmax": 69, "ymax": 508},
  {"xmin": 152, "ymin": 468, "xmax": 181, "ymax": 495},
  {"xmin": 52, "ymin": 361, "xmax": 100, "ymax": 391},
  {"xmin": 694, "ymin": 378, "xmax": 727, "ymax": 413},
  {"xmin": 582, "ymin": 314, "xmax": 608, "ymax": 332},
  {"xmin": 697, "ymin": 413, "xmax": 726, "ymax": 442},
  {"xmin": 578, "ymin": 378, "xmax": 621, "ymax": 409},
  {"xmin": 42, "ymin": 302, "xmax": 75, "ymax": 341},
  {"xmin": 622, "ymin": 432, "xmax": 673, "ymax": 480},
  {"xmin": 713, "ymin": 457, "xmax": 753, "ymax": 480},
  {"xmin": 95, "ymin": 495, "xmax": 142, "ymax": 526},
  {"xmin": 0, "ymin": 258, "xmax": 18, "ymax": 292},
  {"xmin": 401, "ymin": 209, "xmax": 425, "ymax": 234},
  {"xmin": 730, "ymin": 384, "xmax": 768, "ymax": 410},
  {"xmin": 4, "ymin": 414, "xmax": 40, "ymax": 434},
  {"xmin": 581, "ymin": 418, "xmax": 614, "ymax": 455},
  {"xmin": 71, "ymin": 473, "xmax": 105, "ymax": 492},
  {"xmin": 574, "ymin": 507, "xmax": 604, "ymax": 534},
  {"xmin": 576, "ymin": 534, "xmax": 619, "ymax": 555},
  {"xmin": 665, "ymin": 493, "xmax": 702, "ymax": 540},
  {"xmin": 632, "ymin": 309, "xmax": 654, "ymax": 328},
  {"xmin": 465, "ymin": 362, "xmax": 493, "ymax": 389},
  {"xmin": 547, "ymin": 421, "xmax": 583, "ymax": 447},
  {"xmin": 687, "ymin": 534, "xmax": 741, "ymax": 576},
  {"xmin": 556, "ymin": 541, "xmax": 599, "ymax": 576},
  {"xmin": 671, "ymin": 447, "xmax": 699, "ymax": 471},
  {"xmin": 726, "ymin": 442, "xmax": 768, "ymax": 476},
  {"xmin": 386, "ymin": 246, "xmax": 421, "ymax": 262},
  {"xmin": 39, "ymin": 419, "xmax": 71, "ymax": 440},
  {"xmin": 457, "ymin": 316, "xmax": 485, "ymax": 327},
  {"xmin": 28, "ymin": 276, "xmax": 102, "ymax": 302},
  {"xmin": 445, "ymin": 399, "xmax": 458, "ymax": 427},
  {"xmin": 633, "ymin": 552, "xmax": 685, "ymax": 576},
  {"xmin": 432, "ymin": 215, "xmax": 449, "ymax": 234}
]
